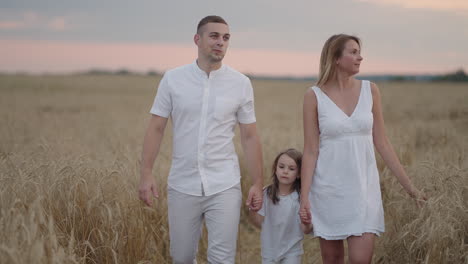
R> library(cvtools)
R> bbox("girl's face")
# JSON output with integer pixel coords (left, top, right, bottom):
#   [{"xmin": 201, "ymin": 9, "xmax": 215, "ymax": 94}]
[
  {"xmin": 275, "ymin": 154, "xmax": 299, "ymax": 186},
  {"xmin": 336, "ymin": 39, "xmax": 363, "ymax": 75}
]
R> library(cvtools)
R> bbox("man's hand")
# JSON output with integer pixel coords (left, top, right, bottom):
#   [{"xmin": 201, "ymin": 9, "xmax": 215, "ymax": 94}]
[
  {"xmin": 139, "ymin": 115, "xmax": 168, "ymax": 207},
  {"xmin": 246, "ymin": 184, "xmax": 263, "ymax": 211},
  {"xmin": 138, "ymin": 175, "xmax": 159, "ymax": 206}
]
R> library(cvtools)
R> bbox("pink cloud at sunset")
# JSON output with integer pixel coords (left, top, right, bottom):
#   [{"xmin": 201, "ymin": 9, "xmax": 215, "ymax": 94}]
[
  {"xmin": 47, "ymin": 17, "xmax": 67, "ymax": 32},
  {"xmin": 0, "ymin": 21, "xmax": 25, "ymax": 30},
  {"xmin": 0, "ymin": 39, "xmax": 196, "ymax": 74},
  {"xmin": 0, "ymin": 39, "xmax": 462, "ymax": 77}
]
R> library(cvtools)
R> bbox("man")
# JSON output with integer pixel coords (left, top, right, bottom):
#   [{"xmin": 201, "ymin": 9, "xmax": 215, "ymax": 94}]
[{"xmin": 138, "ymin": 15, "xmax": 264, "ymax": 263}]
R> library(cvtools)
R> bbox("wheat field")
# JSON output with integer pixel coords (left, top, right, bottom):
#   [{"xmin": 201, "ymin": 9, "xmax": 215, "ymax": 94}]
[{"xmin": 0, "ymin": 74, "xmax": 467, "ymax": 264}]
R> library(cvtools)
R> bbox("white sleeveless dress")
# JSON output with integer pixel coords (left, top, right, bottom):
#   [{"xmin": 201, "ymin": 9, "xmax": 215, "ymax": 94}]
[{"xmin": 309, "ymin": 80, "xmax": 385, "ymax": 240}]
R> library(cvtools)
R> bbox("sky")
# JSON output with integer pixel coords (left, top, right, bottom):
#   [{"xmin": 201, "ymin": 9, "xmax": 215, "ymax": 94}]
[{"xmin": 1, "ymin": 0, "xmax": 467, "ymax": 77}]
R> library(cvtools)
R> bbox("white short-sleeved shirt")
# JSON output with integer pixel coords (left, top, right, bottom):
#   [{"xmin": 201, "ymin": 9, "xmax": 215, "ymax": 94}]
[
  {"xmin": 258, "ymin": 189, "xmax": 304, "ymax": 261},
  {"xmin": 150, "ymin": 61, "xmax": 256, "ymax": 196}
]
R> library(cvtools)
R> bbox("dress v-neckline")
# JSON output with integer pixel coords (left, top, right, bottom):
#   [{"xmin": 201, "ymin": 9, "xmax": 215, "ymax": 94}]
[{"xmin": 318, "ymin": 81, "xmax": 364, "ymax": 118}]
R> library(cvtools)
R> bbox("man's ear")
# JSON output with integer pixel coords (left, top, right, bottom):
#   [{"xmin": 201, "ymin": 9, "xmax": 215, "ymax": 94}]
[{"xmin": 194, "ymin": 34, "xmax": 200, "ymax": 46}]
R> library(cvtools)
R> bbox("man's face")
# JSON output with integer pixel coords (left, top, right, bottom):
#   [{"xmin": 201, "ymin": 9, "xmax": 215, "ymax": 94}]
[{"xmin": 195, "ymin": 22, "xmax": 230, "ymax": 63}]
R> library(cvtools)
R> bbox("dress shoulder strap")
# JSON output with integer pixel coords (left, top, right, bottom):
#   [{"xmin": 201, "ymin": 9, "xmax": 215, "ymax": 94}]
[
  {"xmin": 310, "ymin": 86, "xmax": 323, "ymax": 105},
  {"xmin": 310, "ymin": 86, "xmax": 322, "ymax": 101},
  {"xmin": 309, "ymin": 86, "xmax": 324, "ymax": 117},
  {"xmin": 361, "ymin": 80, "xmax": 373, "ymax": 109}
]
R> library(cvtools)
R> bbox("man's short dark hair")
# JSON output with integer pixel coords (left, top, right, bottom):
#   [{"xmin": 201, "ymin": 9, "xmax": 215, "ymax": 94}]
[{"xmin": 197, "ymin": 15, "xmax": 228, "ymax": 34}]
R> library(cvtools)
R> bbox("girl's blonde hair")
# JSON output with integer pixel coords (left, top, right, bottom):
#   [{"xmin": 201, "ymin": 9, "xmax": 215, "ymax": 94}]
[
  {"xmin": 266, "ymin": 148, "xmax": 302, "ymax": 204},
  {"xmin": 316, "ymin": 34, "xmax": 361, "ymax": 87}
]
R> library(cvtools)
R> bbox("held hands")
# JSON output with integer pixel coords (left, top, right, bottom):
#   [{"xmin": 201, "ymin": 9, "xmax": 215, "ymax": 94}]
[
  {"xmin": 299, "ymin": 199, "xmax": 312, "ymax": 225},
  {"xmin": 246, "ymin": 184, "xmax": 263, "ymax": 211},
  {"xmin": 138, "ymin": 175, "xmax": 159, "ymax": 206}
]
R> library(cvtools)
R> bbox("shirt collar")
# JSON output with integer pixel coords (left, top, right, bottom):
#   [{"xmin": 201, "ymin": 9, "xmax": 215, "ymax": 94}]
[{"xmin": 192, "ymin": 60, "xmax": 225, "ymax": 78}]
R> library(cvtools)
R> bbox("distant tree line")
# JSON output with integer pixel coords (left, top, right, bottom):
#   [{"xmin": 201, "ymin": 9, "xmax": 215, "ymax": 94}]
[
  {"xmin": 431, "ymin": 68, "xmax": 468, "ymax": 82},
  {"xmin": 82, "ymin": 68, "xmax": 162, "ymax": 76},
  {"xmin": 385, "ymin": 68, "xmax": 468, "ymax": 82},
  {"xmin": 65, "ymin": 67, "xmax": 468, "ymax": 82}
]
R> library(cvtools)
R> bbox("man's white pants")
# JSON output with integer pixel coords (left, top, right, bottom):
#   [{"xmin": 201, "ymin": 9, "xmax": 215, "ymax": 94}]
[{"xmin": 168, "ymin": 184, "xmax": 241, "ymax": 264}]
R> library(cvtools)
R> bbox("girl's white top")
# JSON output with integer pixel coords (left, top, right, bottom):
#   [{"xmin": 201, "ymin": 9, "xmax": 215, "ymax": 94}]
[
  {"xmin": 309, "ymin": 80, "xmax": 385, "ymax": 240},
  {"xmin": 258, "ymin": 189, "xmax": 304, "ymax": 261}
]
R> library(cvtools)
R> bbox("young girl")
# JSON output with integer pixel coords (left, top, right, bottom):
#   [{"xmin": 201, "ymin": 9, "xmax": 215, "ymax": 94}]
[{"xmin": 250, "ymin": 148, "xmax": 313, "ymax": 264}]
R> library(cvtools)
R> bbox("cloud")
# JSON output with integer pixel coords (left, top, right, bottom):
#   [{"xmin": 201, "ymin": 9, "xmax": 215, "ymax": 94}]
[
  {"xmin": 1, "ymin": 39, "xmax": 463, "ymax": 76},
  {"xmin": 0, "ymin": 39, "xmax": 321, "ymax": 76},
  {"xmin": 47, "ymin": 17, "xmax": 67, "ymax": 31},
  {"xmin": 356, "ymin": 0, "xmax": 468, "ymax": 12},
  {"xmin": 0, "ymin": 10, "xmax": 71, "ymax": 32},
  {"xmin": 0, "ymin": 21, "xmax": 24, "ymax": 30}
]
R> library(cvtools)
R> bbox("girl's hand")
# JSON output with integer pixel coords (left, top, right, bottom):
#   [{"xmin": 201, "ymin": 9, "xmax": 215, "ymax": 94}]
[
  {"xmin": 300, "ymin": 209, "xmax": 312, "ymax": 225},
  {"xmin": 246, "ymin": 184, "xmax": 263, "ymax": 211}
]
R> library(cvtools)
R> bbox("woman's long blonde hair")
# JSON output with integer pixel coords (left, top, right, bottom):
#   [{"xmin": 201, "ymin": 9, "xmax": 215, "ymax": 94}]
[{"xmin": 316, "ymin": 34, "xmax": 361, "ymax": 87}]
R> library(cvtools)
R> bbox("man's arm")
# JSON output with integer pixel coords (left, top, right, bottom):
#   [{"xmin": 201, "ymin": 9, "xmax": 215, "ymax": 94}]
[
  {"xmin": 239, "ymin": 122, "xmax": 263, "ymax": 211},
  {"xmin": 139, "ymin": 114, "xmax": 168, "ymax": 206}
]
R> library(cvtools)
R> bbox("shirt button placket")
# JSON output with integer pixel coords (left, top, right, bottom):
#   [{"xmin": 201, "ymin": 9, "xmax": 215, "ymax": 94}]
[{"xmin": 198, "ymin": 77, "xmax": 210, "ymax": 195}]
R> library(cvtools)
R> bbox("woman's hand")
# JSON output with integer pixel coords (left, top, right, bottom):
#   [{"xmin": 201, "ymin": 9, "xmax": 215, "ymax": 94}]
[
  {"xmin": 409, "ymin": 188, "xmax": 428, "ymax": 208},
  {"xmin": 299, "ymin": 198, "xmax": 312, "ymax": 224}
]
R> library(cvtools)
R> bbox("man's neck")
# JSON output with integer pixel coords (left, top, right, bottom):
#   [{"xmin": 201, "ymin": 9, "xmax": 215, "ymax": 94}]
[{"xmin": 196, "ymin": 58, "xmax": 222, "ymax": 76}]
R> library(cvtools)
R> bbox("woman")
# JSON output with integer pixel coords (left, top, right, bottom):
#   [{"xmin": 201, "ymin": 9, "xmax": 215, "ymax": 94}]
[{"xmin": 299, "ymin": 34, "xmax": 426, "ymax": 264}]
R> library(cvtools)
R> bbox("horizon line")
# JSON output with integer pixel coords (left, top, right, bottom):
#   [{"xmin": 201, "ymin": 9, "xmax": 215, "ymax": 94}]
[{"xmin": 1, "ymin": 68, "xmax": 465, "ymax": 79}]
